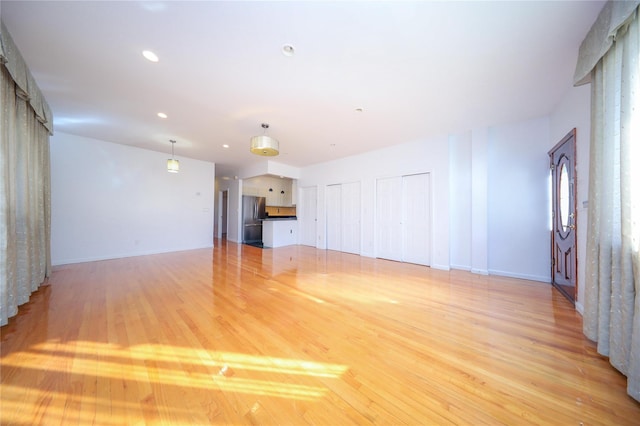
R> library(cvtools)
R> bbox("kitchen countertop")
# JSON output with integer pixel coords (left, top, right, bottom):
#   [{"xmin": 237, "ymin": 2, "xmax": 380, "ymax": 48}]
[{"xmin": 263, "ymin": 217, "xmax": 297, "ymax": 221}]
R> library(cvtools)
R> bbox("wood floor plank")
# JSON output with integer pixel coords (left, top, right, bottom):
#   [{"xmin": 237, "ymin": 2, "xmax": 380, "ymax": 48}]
[{"xmin": 2, "ymin": 240, "xmax": 639, "ymax": 424}]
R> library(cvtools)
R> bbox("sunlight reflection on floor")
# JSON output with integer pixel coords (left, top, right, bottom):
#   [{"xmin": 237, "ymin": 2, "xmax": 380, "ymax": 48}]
[{"xmin": 1, "ymin": 339, "xmax": 349, "ymax": 424}]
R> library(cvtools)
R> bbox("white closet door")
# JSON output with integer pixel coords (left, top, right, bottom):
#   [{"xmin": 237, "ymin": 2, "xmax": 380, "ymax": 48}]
[
  {"xmin": 326, "ymin": 184, "xmax": 342, "ymax": 251},
  {"xmin": 376, "ymin": 177, "xmax": 402, "ymax": 261},
  {"xmin": 300, "ymin": 186, "xmax": 317, "ymax": 247},
  {"xmin": 341, "ymin": 181, "xmax": 361, "ymax": 254},
  {"xmin": 402, "ymin": 173, "xmax": 431, "ymax": 266}
]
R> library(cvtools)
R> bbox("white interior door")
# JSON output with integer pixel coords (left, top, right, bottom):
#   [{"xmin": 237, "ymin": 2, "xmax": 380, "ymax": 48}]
[
  {"xmin": 376, "ymin": 177, "xmax": 402, "ymax": 261},
  {"xmin": 402, "ymin": 173, "xmax": 431, "ymax": 265},
  {"xmin": 326, "ymin": 184, "xmax": 342, "ymax": 251},
  {"xmin": 341, "ymin": 182, "xmax": 361, "ymax": 254},
  {"xmin": 300, "ymin": 186, "xmax": 317, "ymax": 247}
]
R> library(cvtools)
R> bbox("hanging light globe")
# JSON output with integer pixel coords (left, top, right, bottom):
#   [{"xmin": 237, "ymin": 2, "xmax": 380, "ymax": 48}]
[{"xmin": 250, "ymin": 124, "xmax": 279, "ymax": 156}]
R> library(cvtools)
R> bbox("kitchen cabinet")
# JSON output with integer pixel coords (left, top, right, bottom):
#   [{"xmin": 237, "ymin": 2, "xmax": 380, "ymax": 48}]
[
  {"xmin": 266, "ymin": 189, "xmax": 277, "ymax": 206},
  {"xmin": 243, "ymin": 176, "xmax": 296, "ymax": 206},
  {"xmin": 261, "ymin": 184, "xmax": 292, "ymax": 206},
  {"xmin": 263, "ymin": 219, "xmax": 297, "ymax": 248}
]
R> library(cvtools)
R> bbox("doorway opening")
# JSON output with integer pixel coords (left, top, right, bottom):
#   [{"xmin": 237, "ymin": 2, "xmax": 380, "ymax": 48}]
[{"xmin": 221, "ymin": 190, "xmax": 228, "ymax": 240}]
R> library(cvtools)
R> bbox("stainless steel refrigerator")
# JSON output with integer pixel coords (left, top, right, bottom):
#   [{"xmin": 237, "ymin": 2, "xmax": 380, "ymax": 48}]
[{"xmin": 242, "ymin": 195, "xmax": 266, "ymax": 244}]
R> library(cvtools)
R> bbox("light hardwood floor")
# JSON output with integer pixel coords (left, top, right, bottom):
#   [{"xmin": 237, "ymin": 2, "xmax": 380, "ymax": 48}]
[{"xmin": 2, "ymin": 240, "xmax": 639, "ymax": 424}]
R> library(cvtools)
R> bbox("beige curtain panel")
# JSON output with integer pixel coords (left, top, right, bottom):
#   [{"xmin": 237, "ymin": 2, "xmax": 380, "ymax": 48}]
[
  {"xmin": 1, "ymin": 20, "xmax": 52, "ymax": 326},
  {"xmin": 575, "ymin": 1, "xmax": 640, "ymax": 402}
]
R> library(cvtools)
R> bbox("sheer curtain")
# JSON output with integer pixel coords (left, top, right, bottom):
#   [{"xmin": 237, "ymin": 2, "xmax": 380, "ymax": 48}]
[
  {"xmin": 575, "ymin": 2, "xmax": 640, "ymax": 402},
  {"xmin": 1, "ymin": 22, "xmax": 52, "ymax": 326}
]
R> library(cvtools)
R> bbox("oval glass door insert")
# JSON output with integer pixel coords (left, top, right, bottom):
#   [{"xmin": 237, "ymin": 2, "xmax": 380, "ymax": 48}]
[{"xmin": 559, "ymin": 162, "xmax": 570, "ymax": 232}]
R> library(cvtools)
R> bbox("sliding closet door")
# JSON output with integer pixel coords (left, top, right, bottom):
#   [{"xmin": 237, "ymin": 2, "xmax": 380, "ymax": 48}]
[
  {"xmin": 376, "ymin": 173, "xmax": 431, "ymax": 265},
  {"xmin": 341, "ymin": 182, "xmax": 361, "ymax": 254},
  {"xmin": 402, "ymin": 173, "xmax": 431, "ymax": 265},
  {"xmin": 326, "ymin": 184, "xmax": 342, "ymax": 251},
  {"xmin": 376, "ymin": 177, "xmax": 403, "ymax": 261}
]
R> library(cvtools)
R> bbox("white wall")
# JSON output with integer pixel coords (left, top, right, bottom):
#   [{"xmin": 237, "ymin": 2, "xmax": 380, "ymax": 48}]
[
  {"xmin": 299, "ymin": 134, "xmax": 451, "ymax": 270},
  {"xmin": 549, "ymin": 83, "xmax": 591, "ymax": 312},
  {"xmin": 50, "ymin": 132, "xmax": 215, "ymax": 265},
  {"xmin": 470, "ymin": 127, "xmax": 489, "ymax": 275},
  {"xmin": 449, "ymin": 131, "xmax": 472, "ymax": 270},
  {"xmin": 487, "ymin": 116, "xmax": 551, "ymax": 282},
  {"xmin": 237, "ymin": 160, "xmax": 301, "ymax": 180},
  {"xmin": 448, "ymin": 118, "xmax": 550, "ymax": 282}
]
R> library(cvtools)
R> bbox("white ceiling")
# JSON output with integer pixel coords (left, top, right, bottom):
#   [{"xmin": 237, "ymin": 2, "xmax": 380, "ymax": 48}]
[{"xmin": 1, "ymin": 1, "xmax": 603, "ymax": 178}]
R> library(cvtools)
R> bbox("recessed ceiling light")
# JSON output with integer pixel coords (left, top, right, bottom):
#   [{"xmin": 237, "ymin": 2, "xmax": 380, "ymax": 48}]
[
  {"xmin": 355, "ymin": 107, "xmax": 364, "ymax": 112},
  {"xmin": 223, "ymin": 144, "xmax": 229, "ymax": 148},
  {"xmin": 157, "ymin": 112, "xmax": 167, "ymax": 119},
  {"xmin": 282, "ymin": 44, "xmax": 295, "ymax": 57},
  {"xmin": 142, "ymin": 50, "xmax": 159, "ymax": 62}
]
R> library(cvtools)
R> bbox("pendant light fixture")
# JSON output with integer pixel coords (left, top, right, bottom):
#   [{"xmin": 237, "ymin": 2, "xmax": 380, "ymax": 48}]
[
  {"xmin": 250, "ymin": 123, "xmax": 279, "ymax": 156},
  {"xmin": 167, "ymin": 139, "xmax": 179, "ymax": 173}
]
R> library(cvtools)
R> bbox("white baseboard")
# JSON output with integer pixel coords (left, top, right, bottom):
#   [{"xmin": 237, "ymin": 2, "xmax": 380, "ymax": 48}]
[
  {"xmin": 450, "ymin": 264, "xmax": 472, "ymax": 271},
  {"xmin": 431, "ymin": 264, "xmax": 450, "ymax": 271},
  {"xmin": 488, "ymin": 269, "xmax": 550, "ymax": 283},
  {"xmin": 52, "ymin": 244, "xmax": 214, "ymax": 266}
]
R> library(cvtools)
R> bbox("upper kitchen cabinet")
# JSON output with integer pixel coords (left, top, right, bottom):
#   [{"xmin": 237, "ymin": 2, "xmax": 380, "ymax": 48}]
[
  {"xmin": 243, "ymin": 175, "xmax": 296, "ymax": 206},
  {"xmin": 267, "ymin": 187, "xmax": 291, "ymax": 206}
]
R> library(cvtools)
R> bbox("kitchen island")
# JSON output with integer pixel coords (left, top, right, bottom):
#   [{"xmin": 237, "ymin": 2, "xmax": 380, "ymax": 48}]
[{"xmin": 262, "ymin": 218, "xmax": 297, "ymax": 248}]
